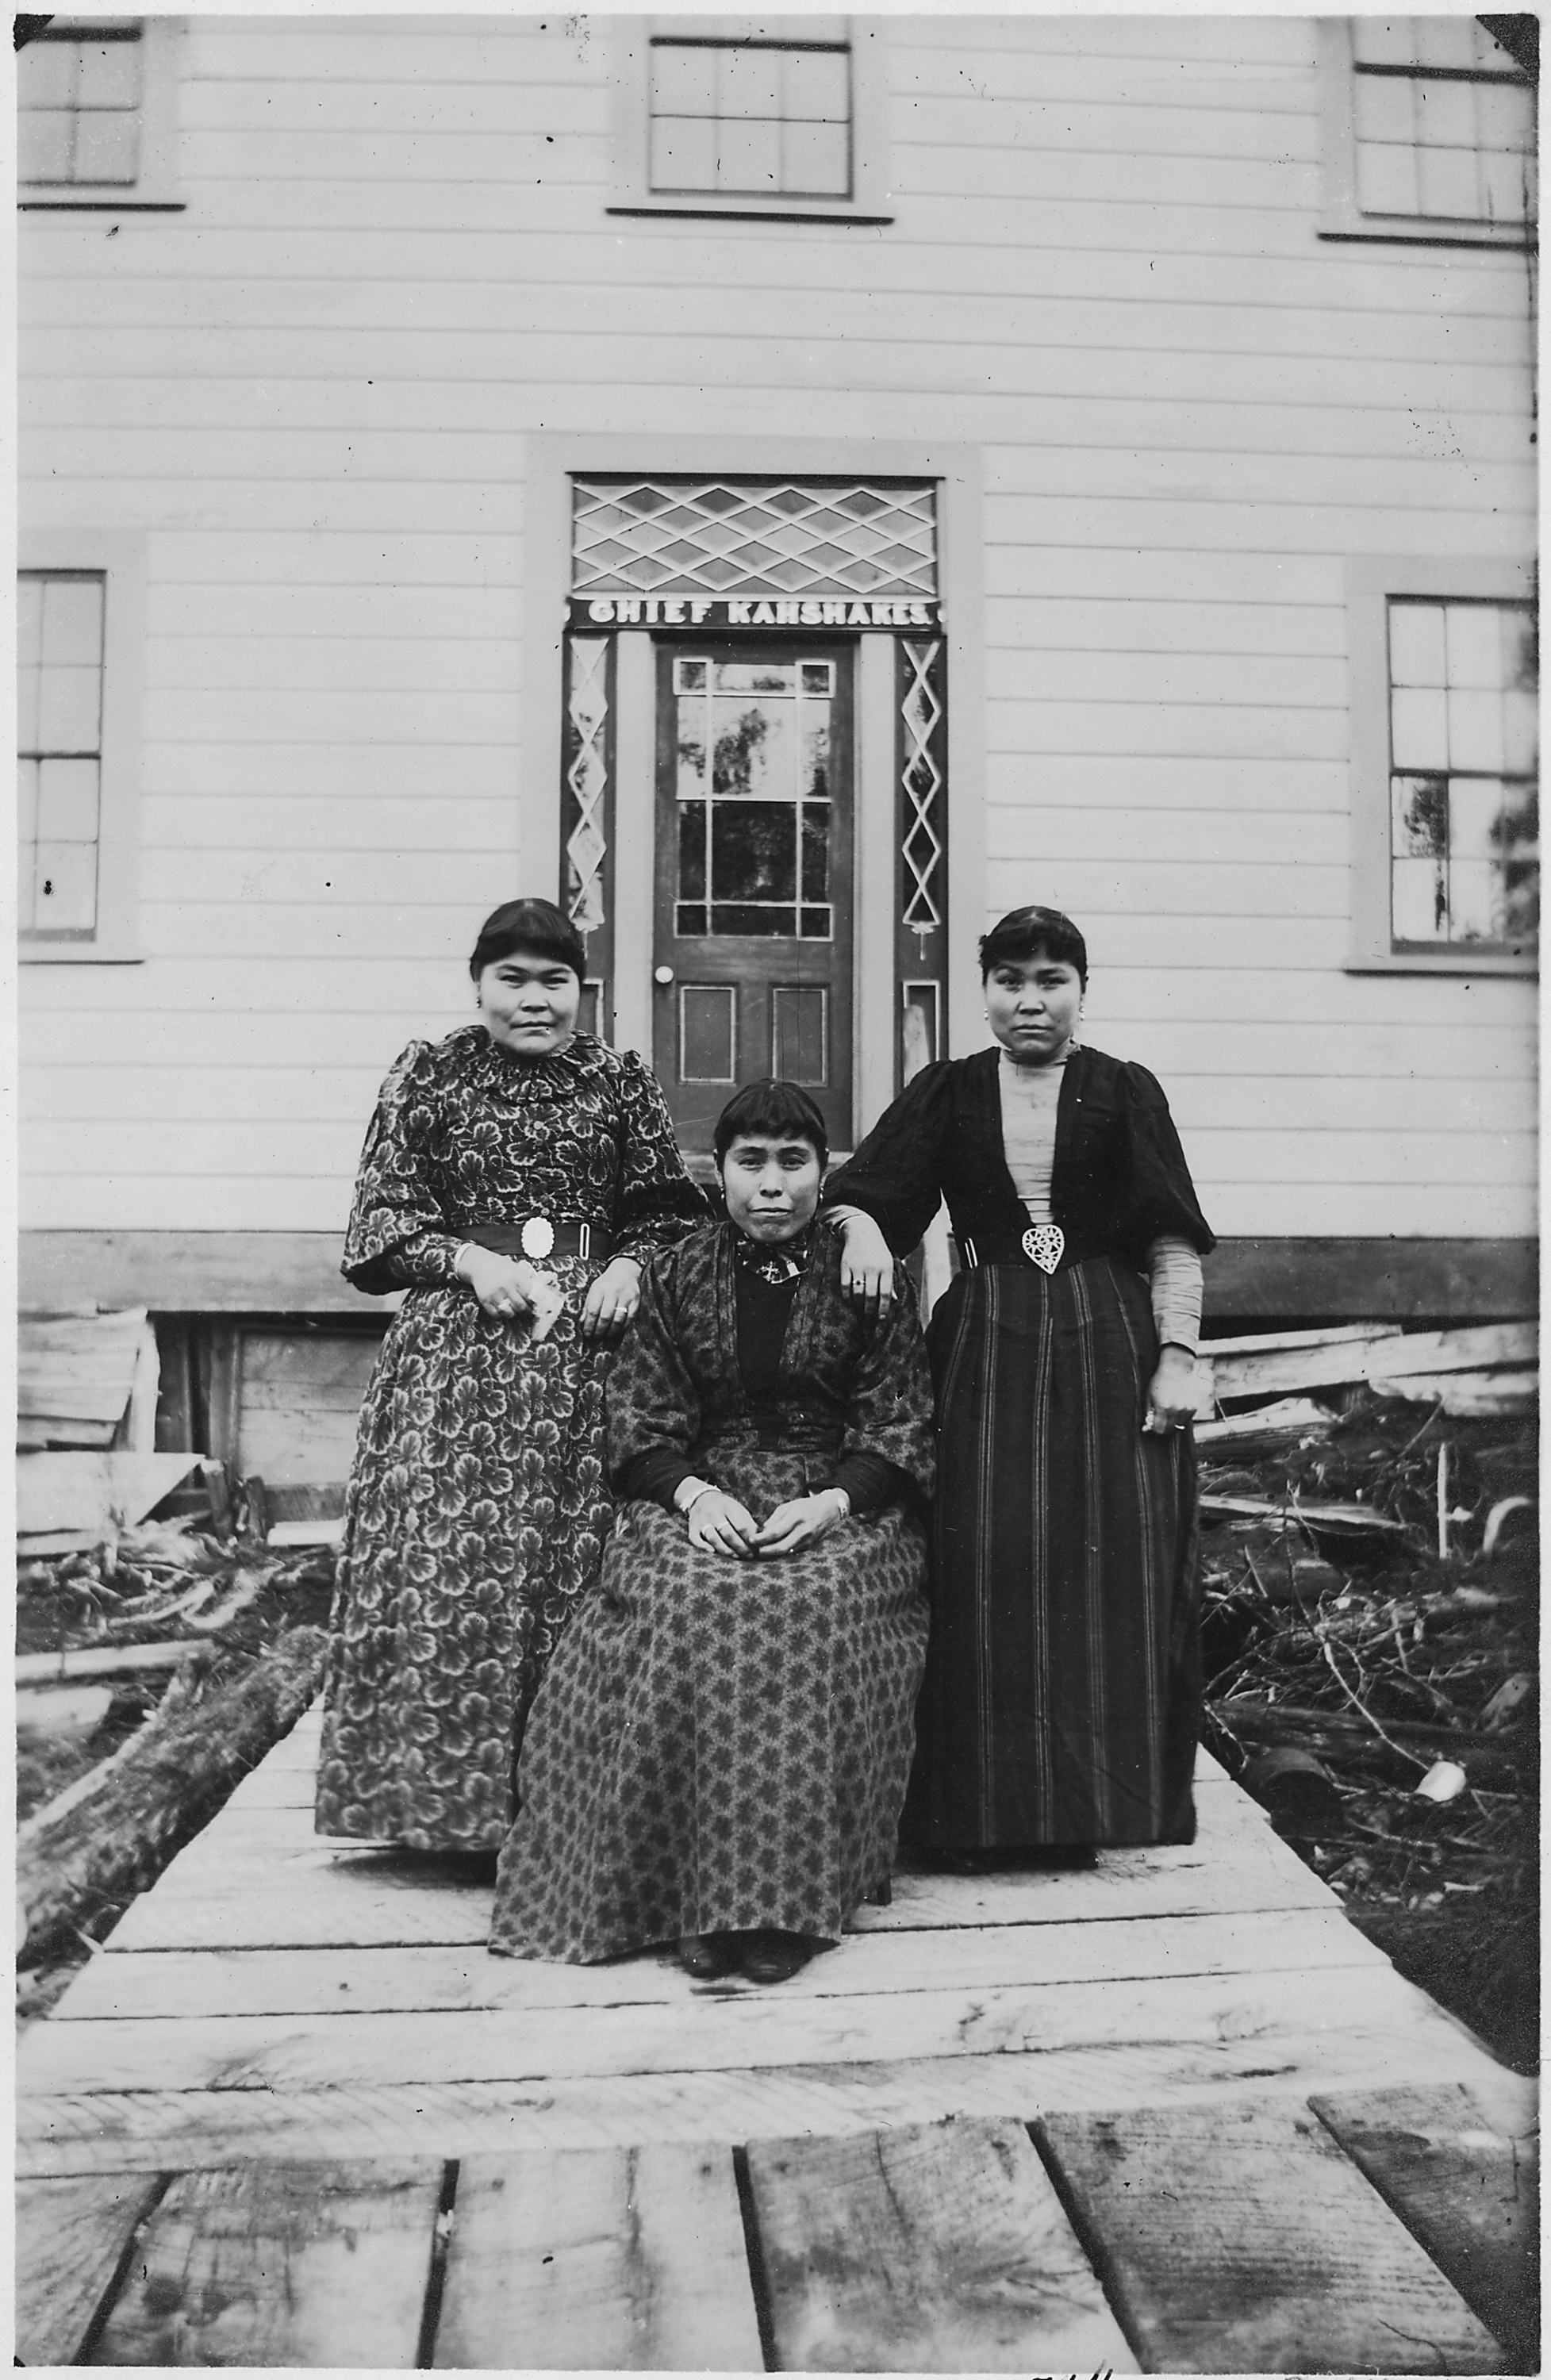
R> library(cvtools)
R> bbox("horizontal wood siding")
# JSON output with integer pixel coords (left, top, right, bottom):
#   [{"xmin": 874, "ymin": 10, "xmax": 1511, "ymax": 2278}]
[{"xmin": 19, "ymin": 13, "xmax": 1536, "ymax": 1241}]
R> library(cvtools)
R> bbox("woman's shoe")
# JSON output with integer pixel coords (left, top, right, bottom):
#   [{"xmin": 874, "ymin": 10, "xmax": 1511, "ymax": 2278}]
[
  {"xmin": 740, "ymin": 1929, "xmax": 816, "ymax": 1984},
  {"xmin": 678, "ymin": 1933, "xmax": 739, "ymax": 1979}
]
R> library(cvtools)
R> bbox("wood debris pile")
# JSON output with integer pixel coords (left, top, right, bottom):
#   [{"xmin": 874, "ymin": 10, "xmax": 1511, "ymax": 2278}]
[{"xmin": 1196, "ymin": 1321, "xmax": 1537, "ymax": 2071}]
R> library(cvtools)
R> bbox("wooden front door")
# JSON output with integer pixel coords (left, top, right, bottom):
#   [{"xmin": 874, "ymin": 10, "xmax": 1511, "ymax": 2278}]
[{"xmin": 653, "ymin": 641, "xmax": 854, "ymax": 1150}]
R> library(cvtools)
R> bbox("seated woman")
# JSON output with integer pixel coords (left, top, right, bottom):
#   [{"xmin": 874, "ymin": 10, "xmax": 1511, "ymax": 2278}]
[{"xmin": 489, "ymin": 1080, "xmax": 934, "ymax": 1985}]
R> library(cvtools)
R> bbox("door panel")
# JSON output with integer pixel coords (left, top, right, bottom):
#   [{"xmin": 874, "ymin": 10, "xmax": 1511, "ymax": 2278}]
[{"xmin": 654, "ymin": 640, "xmax": 854, "ymax": 1150}]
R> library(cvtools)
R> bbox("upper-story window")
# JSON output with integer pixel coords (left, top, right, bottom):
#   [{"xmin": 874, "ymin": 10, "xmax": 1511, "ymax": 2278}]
[
  {"xmin": 17, "ymin": 17, "xmax": 183, "ymax": 211},
  {"xmin": 610, "ymin": 18, "xmax": 889, "ymax": 225},
  {"xmin": 650, "ymin": 35, "xmax": 850, "ymax": 200},
  {"xmin": 1319, "ymin": 17, "xmax": 1535, "ymax": 248}
]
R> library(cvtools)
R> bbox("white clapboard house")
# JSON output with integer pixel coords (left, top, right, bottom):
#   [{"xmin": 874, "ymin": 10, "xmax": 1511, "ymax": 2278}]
[{"xmin": 17, "ymin": 11, "xmax": 1538, "ymax": 1488}]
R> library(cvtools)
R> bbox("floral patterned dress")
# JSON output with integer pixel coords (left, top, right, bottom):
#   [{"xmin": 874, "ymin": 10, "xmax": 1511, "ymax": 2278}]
[{"xmin": 313, "ymin": 1026, "xmax": 704, "ymax": 1852}]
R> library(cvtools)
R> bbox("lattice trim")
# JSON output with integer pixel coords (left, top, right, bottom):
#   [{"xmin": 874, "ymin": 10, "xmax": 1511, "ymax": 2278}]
[
  {"xmin": 573, "ymin": 478, "xmax": 936, "ymax": 599},
  {"xmin": 565, "ymin": 636, "xmax": 609, "ymax": 935},
  {"xmin": 900, "ymin": 639, "xmax": 944, "ymax": 931}
]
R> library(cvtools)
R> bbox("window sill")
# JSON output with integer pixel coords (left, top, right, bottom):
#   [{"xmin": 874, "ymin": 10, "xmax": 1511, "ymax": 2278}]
[
  {"xmin": 1318, "ymin": 209, "xmax": 1534, "ymax": 251},
  {"xmin": 1345, "ymin": 947, "xmax": 1538, "ymax": 978},
  {"xmin": 21, "ymin": 942, "xmax": 145, "ymax": 965},
  {"xmin": 606, "ymin": 202, "xmax": 892, "ymax": 225},
  {"xmin": 20, "ymin": 195, "xmax": 185, "ymax": 212}
]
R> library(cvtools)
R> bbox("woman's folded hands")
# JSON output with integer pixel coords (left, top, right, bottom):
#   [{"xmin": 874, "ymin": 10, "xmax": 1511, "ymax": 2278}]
[{"xmin": 684, "ymin": 1485, "xmax": 850, "ymax": 1559}]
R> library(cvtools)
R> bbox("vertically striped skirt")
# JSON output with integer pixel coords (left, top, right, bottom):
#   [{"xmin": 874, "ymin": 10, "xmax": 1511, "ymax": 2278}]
[{"xmin": 912, "ymin": 1254, "xmax": 1200, "ymax": 1852}]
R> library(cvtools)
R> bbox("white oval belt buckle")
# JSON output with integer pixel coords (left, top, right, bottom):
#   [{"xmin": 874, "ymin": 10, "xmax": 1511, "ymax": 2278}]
[
  {"xmin": 520, "ymin": 1216, "xmax": 555, "ymax": 1261},
  {"xmin": 1022, "ymin": 1223, "xmax": 1065, "ymax": 1275}
]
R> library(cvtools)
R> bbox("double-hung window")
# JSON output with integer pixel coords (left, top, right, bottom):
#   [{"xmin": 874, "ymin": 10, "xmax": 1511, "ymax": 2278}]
[
  {"xmin": 1347, "ymin": 559, "xmax": 1538, "ymax": 973},
  {"xmin": 1319, "ymin": 17, "xmax": 1535, "ymax": 246},
  {"xmin": 611, "ymin": 17, "xmax": 889, "ymax": 223},
  {"xmin": 17, "ymin": 536, "xmax": 146, "ymax": 962},
  {"xmin": 17, "ymin": 17, "xmax": 182, "ymax": 209}
]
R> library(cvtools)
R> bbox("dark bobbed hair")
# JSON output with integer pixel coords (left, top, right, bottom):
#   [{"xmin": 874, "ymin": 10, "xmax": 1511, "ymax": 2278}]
[
  {"xmin": 469, "ymin": 897, "xmax": 586, "ymax": 984},
  {"xmin": 714, "ymin": 1079, "xmax": 829, "ymax": 1168},
  {"xmin": 978, "ymin": 904, "xmax": 1088, "ymax": 987}
]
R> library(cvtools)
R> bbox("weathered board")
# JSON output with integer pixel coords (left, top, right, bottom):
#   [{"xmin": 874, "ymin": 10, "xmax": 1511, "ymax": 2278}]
[
  {"xmin": 13, "ymin": 2171, "xmax": 163, "ymax": 2365},
  {"xmin": 58, "ymin": 1904, "xmax": 1384, "ymax": 2023},
  {"xmin": 746, "ymin": 2116, "xmax": 1136, "ymax": 2372},
  {"xmin": 89, "ymin": 2157, "xmax": 444, "ymax": 2367},
  {"xmin": 432, "ymin": 2144, "xmax": 762, "ymax": 2369},
  {"xmin": 1036, "ymin": 2098, "xmax": 1508, "ymax": 2373},
  {"xmin": 1311, "ymin": 2082, "xmax": 1539, "ymax": 2369}
]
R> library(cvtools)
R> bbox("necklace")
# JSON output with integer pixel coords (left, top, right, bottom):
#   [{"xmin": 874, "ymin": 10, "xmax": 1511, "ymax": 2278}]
[{"xmin": 734, "ymin": 1223, "xmax": 814, "ymax": 1287}]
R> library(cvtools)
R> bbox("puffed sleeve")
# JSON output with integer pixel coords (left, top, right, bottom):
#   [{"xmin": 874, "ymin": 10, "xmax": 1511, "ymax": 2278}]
[
  {"xmin": 605, "ymin": 1248, "xmax": 703, "ymax": 1491},
  {"xmin": 835, "ymin": 1259, "xmax": 937, "ymax": 1503},
  {"xmin": 609, "ymin": 1051, "xmax": 712, "ymax": 1261},
  {"xmin": 1119, "ymin": 1064, "xmax": 1215, "ymax": 1258},
  {"xmin": 341, "ymin": 1041, "xmax": 463, "ymax": 1296},
  {"xmin": 820, "ymin": 1061, "xmax": 956, "ymax": 1256}
]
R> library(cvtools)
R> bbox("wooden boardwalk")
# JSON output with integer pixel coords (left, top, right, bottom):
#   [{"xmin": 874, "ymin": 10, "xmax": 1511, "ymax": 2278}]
[{"xmin": 17, "ymin": 1707, "xmax": 1538, "ymax": 2369}]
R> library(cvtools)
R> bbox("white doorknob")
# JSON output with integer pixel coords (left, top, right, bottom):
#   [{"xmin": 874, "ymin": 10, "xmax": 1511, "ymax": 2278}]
[{"xmin": 654, "ymin": 965, "xmax": 675, "ymax": 985}]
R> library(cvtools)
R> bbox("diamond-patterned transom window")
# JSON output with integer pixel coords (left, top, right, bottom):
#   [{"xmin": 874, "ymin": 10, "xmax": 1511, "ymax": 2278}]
[{"xmin": 573, "ymin": 478, "xmax": 938, "ymax": 600}]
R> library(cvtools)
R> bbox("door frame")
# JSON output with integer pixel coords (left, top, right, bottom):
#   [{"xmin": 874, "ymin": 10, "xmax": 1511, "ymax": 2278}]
[{"xmin": 524, "ymin": 435, "xmax": 985, "ymax": 1146}]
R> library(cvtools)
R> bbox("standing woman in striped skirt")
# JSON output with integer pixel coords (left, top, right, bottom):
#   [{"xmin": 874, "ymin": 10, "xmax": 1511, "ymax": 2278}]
[{"xmin": 822, "ymin": 906, "xmax": 1215, "ymax": 1856}]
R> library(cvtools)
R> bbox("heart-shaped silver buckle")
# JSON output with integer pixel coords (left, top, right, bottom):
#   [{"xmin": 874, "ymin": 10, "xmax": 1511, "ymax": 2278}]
[{"xmin": 1022, "ymin": 1223, "xmax": 1064, "ymax": 1275}]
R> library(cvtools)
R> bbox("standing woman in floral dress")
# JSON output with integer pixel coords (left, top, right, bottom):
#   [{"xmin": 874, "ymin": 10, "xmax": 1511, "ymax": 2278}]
[{"xmin": 314, "ymin": 897, "xmax": 704, "ymax": 1854}]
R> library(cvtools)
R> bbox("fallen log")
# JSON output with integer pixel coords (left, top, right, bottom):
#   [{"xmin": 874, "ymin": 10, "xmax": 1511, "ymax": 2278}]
[
  {"xmin": 1210, "ymin": 1695, "xmax": 1530, "ymax": 1788},
  {"xmin": 17, "ymin": 1625, "xmax": 326, "ymax": 1967}
]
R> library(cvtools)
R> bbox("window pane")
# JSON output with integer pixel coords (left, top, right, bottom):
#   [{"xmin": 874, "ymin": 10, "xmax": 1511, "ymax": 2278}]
[
  {"xmin": 73, "ymin": 110, "xmax": 140, "ymax": 182},
  {"xmin": 1449, "ymin": 776, "xmax": 1506, "ymax": 862},
  {"xmin": 1352, "ymin": 18, "xmax": 1421, "ymax": 66},
  {"xmin": 38, "ymin": 663, "xmax": 102, "ymax": 752},
  {"xmin": 676, "ymin": 712, "xmax": 707, "ymax": 799},
  {"xmin": 1475, "ymin": 80, "xmax": 1534, "ymax": 155},
  {"xmin": 800, "ymin": 805, "xmax": 830, "ymax": 897},
  {"xmin": 18, "ymin": 40, "xmax": 76, "ymax": 106},
  {"xmin": 18, "ymin": 109, "xmax": 74, "ymax": 183},
  {"xmin": 803, "ymin": 719, "xmax": 831, "ymax": 800},
  {"xmin": 1448, "ymin": 689, "xmax": 1504, "ymax": 772},
  {"xmin": 781, "ymin": 119, "xmax": 849, "ymax": 196},
  {"xmin": 33, "ymin": 841, "xmax": 98, "ymax": 932},
  {"xmin": 1388, "ymin": 601, "xmax": 1446, "ymax": 687},
  {"xmin": 678, "ymin": 800, "xmax": 707, "ymax": 900},
  {"xmin": 716, "ymin": 114, "xmax": 780, "ymax": 192},
  {"xmin": 715, "ymin": 661, "xmax": 794, "ymax": 694},
  {"xmin": 712, "ymin": 801, "xmax": 796, "ymax": 903},
  {"xmin": 798, "ymin": 905, "xmax": 831, "ymax": 939},
  {"xmin": 1417, "ymin": 143, "xmax": 1481, "ymax": 219},
  {"xmin": 1354, "ymin": 75, "xmax": 1416, "ymax": 144},
  {"xmin": 651, "ymin": 116, "xmax": 716, "ymax": 190},
  {"xmin": 1356, "ymin": 138, "xmax": 1420, "ymax": 215},
  {"xmin": 783, "ymin": 48, "xmax": 849, "ymax": 120},
  {"xmin": 674, "ymin": 657, "xmax": 708, "ymax": 693},
  {"xmin": 718, "ymin": 44, "xmax": 783, "ymax": 119},
  {"xmin": 17, "ymin": 657, "xmax": 40, "ymax": 752},
  {"xmin": 1413, "ymin": 78, "xmax": 1475, "ymax": 148},
  {"xmin": 1392, "ymin": 854, "xmax": 1449, "ymax": 941},
  {"xmin": 1448, "ymin": 858, "xmax": 1502, "ymax": 939},
  {"xmin": 38, "ymin": 756, "xmax": 101, "ymax": 843},
  {"xmin": 713, "ymin": 698, "xmax": 792, "ymax": 799},
  {"xmin": 651, "ymin": 43, "xmax": 717, "ymax": 116},
  {"xmin": 1413, "ymin": 16, "xmax": 1479, "ymax": 68},
  {"xmin": 1479, "ymin": 144, "xmax": 1534, "ymax": 225},
  {"xmin": 77, "ymin": 39, "xmax": 141, "ymax": 109},
  {"xmin": 1391, "ymin": 686, "xmax": 1448, "ymax": 769},
  {"xmin": 711, "ymin": 903, "xmax": 795, "ymax": 936},
  {"xmin": 1445, "ymin": 603, "xmax": 1507, "ymax": 689},
  {"xmin": 1392, "ymin": 774, "xmax": 1449, "ymax": 857},
  {"xmin": 42, "ymin": 577, "xmax": 104, "ymax": 665},
  {"xmin": 1501, "ymin": 689, "xmax": 1538, "ymax": 775}
]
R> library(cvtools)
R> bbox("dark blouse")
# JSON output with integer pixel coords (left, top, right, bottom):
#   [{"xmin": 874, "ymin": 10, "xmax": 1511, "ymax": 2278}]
[
  {"xmin": 823, "ymin": 1044, "xmax": 1214, "ymax": 1270},
  {"xmin": 617, "ymin": 1233, "xmax": 904, "ymax": 1515}
]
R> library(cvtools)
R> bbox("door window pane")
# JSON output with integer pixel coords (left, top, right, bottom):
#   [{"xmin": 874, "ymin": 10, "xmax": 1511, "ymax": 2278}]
[{"xmin": 674, "ymin": 655, "xmax": 835, "ymax": 941}]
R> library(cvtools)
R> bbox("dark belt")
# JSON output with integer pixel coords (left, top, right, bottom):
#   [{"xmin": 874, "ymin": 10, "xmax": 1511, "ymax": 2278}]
[{"xmin": 465, "ymin": 1219, "xmax": 612, "ymax": 1262}]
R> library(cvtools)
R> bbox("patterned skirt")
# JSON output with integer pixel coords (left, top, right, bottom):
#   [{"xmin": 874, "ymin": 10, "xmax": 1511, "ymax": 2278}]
[
  {"xmin": 489, "ymin": 1446, "xmax": 929, "ymax": 1964},
  {"xmin": 314, "ymin": 1257, "xmax": 611, "ymax": 1852},
  {"xmin": 912, "ymin": 1254, "xmax": 1200, "ymax": 1852}
]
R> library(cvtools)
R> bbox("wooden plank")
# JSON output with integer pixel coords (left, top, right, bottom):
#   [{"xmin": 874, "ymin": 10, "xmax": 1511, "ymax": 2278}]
[
  {"xmin": 13, "ymin": 1961, "xmax": 1476, "ymax": 2099},
  {"xmin": 433, "ymin": 2144, "xmax": 762, "ymax": 2369},
  {"xmin": 1035, "ymin": 2099, "xmax": 1506, "ymax": 2373},
  {"xmin": 18, "ymin": 2013, "xmax": 1523, "ymax": 2179},
  {"xmin": 90, "ymin": 2158, "xmax": 443, "ymax": 2367},
  {"xmin": 747, "ymin": 2117, "xmax": 1135, "ymax": 2372},
  {"xmin": 17, "ymin": 1451, "xmax": 204, "ymax": 1542},
  {"xmin": 56, "ymin": 1906, "xmax": 1385, "ymax": 2024},
  {"xmin": 1384, "ymin": 1368, "xmax": 1538, "ymax": 1418},
  {"xmin": 1208, "ymin": 1319, "xmax": 1537, "ymax": 1400},
  {"xmin": 18, "ymin": 1309, "xmax": 149, "ymax": 1426},
  {"xmin": 14, "ymin": 2171, "xmax": 163, "ymax": 2366},
  {"xmin": 18, "ymin": 1230, "xmax": 392, "ymax": 1316},
  {"xmin": 17, "ymin": 1639, "xmax": 200, "ymax": 1685},
  {"xmin": 1310, "ymin": 2083, "xmax": 1539, "ymax": 2368}
]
